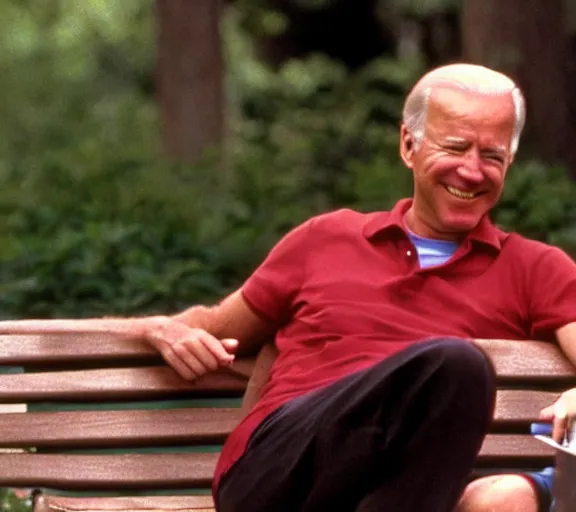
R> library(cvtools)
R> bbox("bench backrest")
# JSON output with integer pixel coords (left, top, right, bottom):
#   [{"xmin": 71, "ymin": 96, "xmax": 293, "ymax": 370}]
[{"xmin": 0, "ymin": 334, "xmax": 575, "ymax": 494}]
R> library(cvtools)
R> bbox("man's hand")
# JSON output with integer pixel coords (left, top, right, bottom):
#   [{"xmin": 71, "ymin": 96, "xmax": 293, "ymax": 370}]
[
  {"xmin": 546, "ymin": 324, "xmax": 576, "ymax": 443},
  {"xmin": 144, "ymin": 316, "xmax": 239, "ymax": 380},
  {"xmin": 539, "ymin": 388, "xmax": 576, "ymax": 444}
]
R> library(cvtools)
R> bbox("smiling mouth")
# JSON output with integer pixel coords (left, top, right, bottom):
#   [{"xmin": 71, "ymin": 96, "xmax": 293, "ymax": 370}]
[{"xmin": 444, "ymin": 185, "xmax": 480, "ymax": 200}]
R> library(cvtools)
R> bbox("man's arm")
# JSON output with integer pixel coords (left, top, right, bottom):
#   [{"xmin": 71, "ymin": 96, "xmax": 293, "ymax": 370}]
[
  {"xmin": 556, "ymin": 322, "xmax": 576, "ymax": 364},
  {"xmin": 0, "ymin": 289, "xmax": 274, "ymax": 381},
  {"xmin": 171, "ymin": 290, "xmax": 271, "ymax": 353},
  {"xmin": 146, "ymin": 290, "xmax": 274, "ymax": 379},
  {"xmin": 157, "ymin": 217, "xmax": 313, "ymax": 378}
]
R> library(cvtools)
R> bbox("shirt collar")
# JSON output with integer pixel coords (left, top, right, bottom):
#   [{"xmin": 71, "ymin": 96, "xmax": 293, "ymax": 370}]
[{"xmin": 363, "ymin": 198, "xmax": 507, "ymax": 251}]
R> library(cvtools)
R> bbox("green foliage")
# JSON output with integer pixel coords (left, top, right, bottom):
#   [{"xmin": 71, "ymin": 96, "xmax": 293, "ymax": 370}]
[
  {"xmin": 493, "ymin": 160, "xmax": 576, "ymax": 253},
  {"xmin": 0, "ymin": 489, "xmax": 31, "ymax": 512},
  {"xmin": 0, "ymin": 156, "xmax": 267, "ymax": 317},
  {"xmin": 231, "ymin": 54, "xmax": 418, "ymax": 211},
  {"xmin": 0, "ymin": 0, "xmax": 156, "ymax": 172},
  {"xmin": 0, "ymin": 0, "xmax": 575, "ymax": 321}
]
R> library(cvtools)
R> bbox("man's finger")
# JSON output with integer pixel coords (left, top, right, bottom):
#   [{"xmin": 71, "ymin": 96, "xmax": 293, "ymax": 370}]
[
  {"xmin": 539, "ymin": 404, "xmax": 555, "ymax": 421},
  {"xmin": 161, "ymin": 347, "xmax": 197, "ymax": 381},
  {"xmin": 171, "ymin": 343, "xmax": 212, "ymax": 377},
  {"xmin": 221, "ymin": 338, "xmax": 239, "ymax": 354},
  {"xmin": 181, "ymin": 338, "xmax": 220, "ymax": 372},
  {"xmin": 197, "ymin": 331, "xmax": 236, "ymax": 365},
  {"xmin": 552, "ymin": 399, "xmax": 568, "ymax": 443}
]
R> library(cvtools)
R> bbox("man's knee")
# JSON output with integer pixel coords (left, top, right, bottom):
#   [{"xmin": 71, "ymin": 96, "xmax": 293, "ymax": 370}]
[
  {"xmin": 457, "ymin": 475, "xmax": 539, "ymax": 512},
  {"xmin": 423, "ymin": 338, "xmax": 495, "ymax": 393},
  {"xmin": 425, "ymin": 338, "xmax": 492, "ymax": 371}
]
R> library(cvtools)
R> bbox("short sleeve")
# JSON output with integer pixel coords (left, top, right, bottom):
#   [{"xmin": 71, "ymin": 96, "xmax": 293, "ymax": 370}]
[
  {"xmin": 528, "ymin": 246, "xmax": 576, "ymax": 339},
  {"xmin": 241, "ymin": 219, "xmax": 313, "ymax": 326}
]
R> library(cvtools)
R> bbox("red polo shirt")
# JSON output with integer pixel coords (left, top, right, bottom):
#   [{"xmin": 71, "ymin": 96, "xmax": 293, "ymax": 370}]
[{"xmin": 213, "ymin": 198, "xmax": 576, "ymax": 490}]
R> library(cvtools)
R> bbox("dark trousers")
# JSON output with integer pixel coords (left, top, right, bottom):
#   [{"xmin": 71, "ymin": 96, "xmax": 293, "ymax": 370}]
[{"xmin": 217, "ymin": 338, "xmax": 496, "ymax": 512}]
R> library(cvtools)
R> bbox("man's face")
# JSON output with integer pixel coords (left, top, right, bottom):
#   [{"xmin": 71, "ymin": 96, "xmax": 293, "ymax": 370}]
[{"xmin": 401, "ymin": 87, "xmax": 516, "ymax": 240}]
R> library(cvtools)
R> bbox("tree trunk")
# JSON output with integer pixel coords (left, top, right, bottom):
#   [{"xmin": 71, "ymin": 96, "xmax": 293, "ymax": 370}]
[
  {"xmin": 155, "ymin": 0, "xmax": 225, "ymax": 163},
  {"xmin": 462, "ymin": 0, "xmax": 576, "ymax": 177}
]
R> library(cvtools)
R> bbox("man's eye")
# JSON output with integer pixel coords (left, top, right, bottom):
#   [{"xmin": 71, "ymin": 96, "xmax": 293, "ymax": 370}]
[
  {"xmin": 485, "ymin": 154, "xmax": 505, "ymax": 163},
  {"xmin": 445, "ymin": 146, "xmax": 467, "ymax": 153}
]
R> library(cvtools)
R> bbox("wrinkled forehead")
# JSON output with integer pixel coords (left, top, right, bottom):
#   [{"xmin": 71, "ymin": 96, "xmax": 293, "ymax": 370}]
[{"xmin": 426, "ymin": 86, "xmax": 516, "ymax": 139}]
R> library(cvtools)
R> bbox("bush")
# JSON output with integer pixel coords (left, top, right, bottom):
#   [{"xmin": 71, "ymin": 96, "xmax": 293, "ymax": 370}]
[
  {"xmin": 493, "ymin": 160, "xmax": 576, "ymax": 253},
  {"xmin": 0, "ymin": 488, "xmax": 31, "ymax": 512}
]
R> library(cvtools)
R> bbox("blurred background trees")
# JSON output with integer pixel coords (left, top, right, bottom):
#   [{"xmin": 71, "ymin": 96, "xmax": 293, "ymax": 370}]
[
  {"xmin": 1, "ymin": 0, "xmax": 576, "ymax": 320},
  {"xmin": 156, "ymin": 0, "xmax": 225, "ymax": 163}
]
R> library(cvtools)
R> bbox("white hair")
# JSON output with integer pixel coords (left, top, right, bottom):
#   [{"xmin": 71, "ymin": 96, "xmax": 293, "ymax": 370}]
[{"xmin": 402, "ymin": 64, "xmax": 526, "ymax": 154}]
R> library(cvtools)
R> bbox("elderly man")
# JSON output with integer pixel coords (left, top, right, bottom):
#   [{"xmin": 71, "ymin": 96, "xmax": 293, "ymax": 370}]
[{"xmin": 3, "ymin": 64, "xmax": 576, "ymax": 511}]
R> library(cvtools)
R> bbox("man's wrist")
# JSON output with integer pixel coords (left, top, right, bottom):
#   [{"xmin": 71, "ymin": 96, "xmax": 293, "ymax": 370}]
[{"xmin": 129, "ymin": 316, "xmax": 168, "ymax": 340}]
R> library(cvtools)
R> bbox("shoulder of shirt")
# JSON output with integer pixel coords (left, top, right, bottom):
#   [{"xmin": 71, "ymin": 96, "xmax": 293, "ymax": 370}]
[
  {"xmin": 307, "ymin": 208, "xmax": 378, "ymax": 232},
  {"xmin": 504, "ymin": 232, "xmax": 574, "ymax": 264}
]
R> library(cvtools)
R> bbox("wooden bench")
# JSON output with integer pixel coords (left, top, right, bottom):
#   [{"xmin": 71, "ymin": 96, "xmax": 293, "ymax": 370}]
[{"xmin": 0, "ymin": 334, "xmax": 575, "ymax": 512}]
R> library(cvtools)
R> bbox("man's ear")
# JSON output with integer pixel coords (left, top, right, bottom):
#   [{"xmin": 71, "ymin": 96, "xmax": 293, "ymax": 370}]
[{"xmin": 399, "ymin": 124, "xmax": 416, "ymax": 169}]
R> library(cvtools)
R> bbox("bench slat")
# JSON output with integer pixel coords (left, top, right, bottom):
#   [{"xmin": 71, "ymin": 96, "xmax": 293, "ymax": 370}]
[
  {"xmin": 0, "ymin": 390, "xmax": 559, "ymax": 448},
  {"xmin": 0, "ymin": 452, "xmax": 218, "ymax": 490},
  {"xmin": 479, "ymin": 339, "xmax": 576, "ymax": 382},
  {"xmin": 0, "ymin": 334, "xmax": 256, "ymax": 376},
  {"xmin": 0, "ymin": 435, "xmax": 553, "ymax": 490},
  {"xmin": 1, "ymin": 334, "xmax": 575, "ymax": 382},
  {"xmin": 493, "ymin": 389, "xmax": 558, "ymax": 425},
  {"xmin": 477, "ymin": 434, "xmax": 554, "ymax": 467},
  {"xmin": 0, "ymin": 347, "xmax": 572, "ymax": 405},
  {"xmin": 0, "ymin": 367, "xmax": 248, "ymax": 403},
  {"xmin": 0, "ymin": 334, "xmax": 157, "ymax": 365},
  {"xmin": 34, "ymin": 495, "xmax": 216, "ymax": 512},
  {"xmin": 0, "ymin": 408, "xmax": 243, "ymax": 448}
]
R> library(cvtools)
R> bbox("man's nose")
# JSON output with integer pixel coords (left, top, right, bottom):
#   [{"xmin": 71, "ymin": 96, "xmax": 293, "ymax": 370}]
[{"xmin": 456, "ymin": 151, "xmax": 484, "ymax": 184}]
